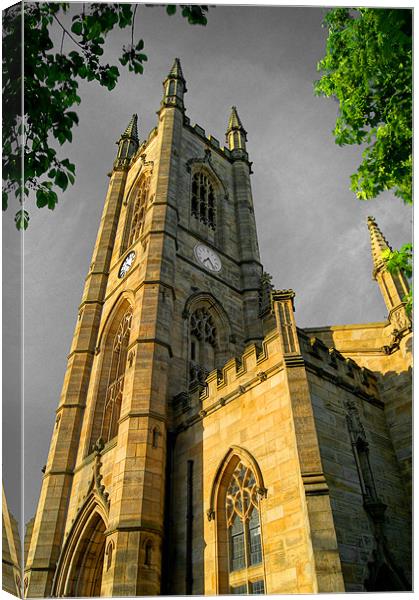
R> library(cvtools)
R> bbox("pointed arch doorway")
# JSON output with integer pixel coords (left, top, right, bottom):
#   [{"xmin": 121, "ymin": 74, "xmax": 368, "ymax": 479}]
[
  {"xmin": 53, "ymin": 505, "xmax": 108, "ymax": 597},
  {"xmin": 67, "ymin": 512, "xmax": 106, "ymax": 597}
]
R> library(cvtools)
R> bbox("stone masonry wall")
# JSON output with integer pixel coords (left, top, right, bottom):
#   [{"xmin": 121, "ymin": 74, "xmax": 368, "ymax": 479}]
[
  {"xmin": 169, "ymin": 331, "xmax": 320, "ymax": 595},
  {"xmin": 299, "ymin": 330, "xmax": 411, "ymax": 590},
  {"xmin": 304, "ymin": 322, "xmax": 412, "ymax": 503}
]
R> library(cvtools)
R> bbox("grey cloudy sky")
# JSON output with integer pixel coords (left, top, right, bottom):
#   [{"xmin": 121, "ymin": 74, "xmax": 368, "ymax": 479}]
[{"xmin": 2, "ymin": 4, "xmax": 412, "ymax": 526}]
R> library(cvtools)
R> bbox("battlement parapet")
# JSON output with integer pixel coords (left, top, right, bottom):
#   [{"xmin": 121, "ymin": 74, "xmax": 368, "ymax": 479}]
[
  {"xmin": 299, "ymin": 332, "xmax": 379, "ymax": 401},
  {"xmin": 173, "ymin": 329, "xmax": 281, "ymax": 424},
  {"xmin": 173, "ymin": 326, "xmax": 381, "ymax": 425},
  {"xmin": 207, "ymin": 135, "xmax": 220, "ymax": 149},
  {"xmin": 184, "ymin": 121, "xmax": 233, "ymax": 160},
  {"xmin": 201, "ymin": 329, "xmax": 280, "ymax": 404}
]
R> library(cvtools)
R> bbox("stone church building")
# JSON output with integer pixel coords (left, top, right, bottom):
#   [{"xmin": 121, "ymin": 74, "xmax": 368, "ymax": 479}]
[{"xmin": 23, "ymin": 60, "xmax": 412, "ymax": 596}]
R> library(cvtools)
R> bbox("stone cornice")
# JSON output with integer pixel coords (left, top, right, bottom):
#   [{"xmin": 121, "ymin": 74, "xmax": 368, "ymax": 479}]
[
  {"xmin": 118, "ymin": 410, "xmax": 168, "ymax": 427},
  {"xmin": 104, "ymin": 523, "xmax": 163, "ymax": 537},
  {"xmin": 304, "ymin": 359, "xmax": 383, "ymax": 408}
]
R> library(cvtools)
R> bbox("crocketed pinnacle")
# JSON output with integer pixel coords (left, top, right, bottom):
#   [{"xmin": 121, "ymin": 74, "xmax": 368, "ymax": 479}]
[
  {"xmin": 227, "ymin": 106, "xmax": 246, "ymax": 133},
  {"xmin": 114, "ymin": 114, "xmax": 139, "ymax": 170},
  {"xmin": 122, "ymin": 114, "xmax": 138, "ymax": 141},
  {"xmin": 367, "ymin": 215, "xmax": 392, "ymax": 270},
  {"xmin": 168, "ymin": 58, "xmax": 185, "ymax": 81}
]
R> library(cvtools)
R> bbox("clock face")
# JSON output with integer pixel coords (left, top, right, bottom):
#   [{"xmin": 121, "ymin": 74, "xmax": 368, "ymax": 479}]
[
  {"xmin": 118, "ymin": 251, "xmax": 136, "ymax": 278},
  {"xmin": 194, "ymin": 244, "xmax": 222, "ymax": 273}
]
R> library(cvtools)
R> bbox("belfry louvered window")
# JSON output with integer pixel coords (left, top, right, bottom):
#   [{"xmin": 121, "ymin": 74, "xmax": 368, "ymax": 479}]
[
  {"xmin": 189, "ymin": 307, "xmax": 217, "ymax": 389},
  {"xmin": 191, "ymin": 172, "xmax": 216, "ymax": 229},
  {"xmin": 100, "ymin": 308, "xmax": 132, "ymax": 443},
  {"xmin": 128, "ymin": 175, "xmax": 151, "ymax": 247},
  {"xmin": 226, "ymin": 462, "xmax": 265, "ymax": 594}
]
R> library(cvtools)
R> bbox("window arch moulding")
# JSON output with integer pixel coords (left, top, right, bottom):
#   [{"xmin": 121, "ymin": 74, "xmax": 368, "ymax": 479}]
[
  {"xmin": 182, "ymin": 292, "xmax": 232, "ymax": 335},
  {"xmin": 123, "ymin": 159, "xmax": 154, "ymax": 207},
  {"xmin": 120, "ymin": 162, "xmax": 154, "ymax": 255},
  {"xmin": 185, "ymin": 149, "xmax": 229, "ymax": 202},
  {"xmin": 207, "ymin": 446, "xmax": 267, "ymax": 522},
  {"xmin": 124, "ymin": 172, "xmax": 152, "ymax": 251},
  {"xmin": 95, "ymin": 292, "xmax": 135, "ymax": 355},
  {"xmin": 183, "ymin": 292, "xmax": 234, "ymax": 392}
]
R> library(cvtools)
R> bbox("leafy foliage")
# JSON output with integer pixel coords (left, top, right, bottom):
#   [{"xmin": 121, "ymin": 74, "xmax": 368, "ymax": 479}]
[
  {"xmin": 2, "ymin": 3, "xmax": 208, "ymax": 229},
  {"xmin": 315, "ymin": 8, "xmax": 412, "ymax": 204},
  {"xmin": 382, "ymin": 244, "xmax": 412, "ymax": 316}
]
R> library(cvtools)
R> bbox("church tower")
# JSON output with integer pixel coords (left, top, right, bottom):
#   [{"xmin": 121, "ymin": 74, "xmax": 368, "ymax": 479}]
[
  {"xmin": 24, "ymin": 60, "xmax": 411, "ymax": 598},
  {"xmin": 25, "ymin": 59, "xmax": 265, "ymax": 597}
]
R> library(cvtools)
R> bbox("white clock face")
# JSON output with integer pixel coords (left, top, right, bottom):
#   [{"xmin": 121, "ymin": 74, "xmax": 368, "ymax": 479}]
[
  {"xmin": 194, "ymin": 244, "xmax": 222, "ymax": 272},
  {"xmin": 118, "ymin": 251, "xmax": 136, "ymax": 278}
]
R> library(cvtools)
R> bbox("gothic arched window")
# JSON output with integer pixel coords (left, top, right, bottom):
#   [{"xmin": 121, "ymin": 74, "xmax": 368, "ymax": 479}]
[
  {"xmin": 126, "ymin": 174, "xmax": 151, "ymax": 250},
  {"xmin": 189, "ymin": 307, "xmax": 217, "ymax": 389},
  {"xmin": 92, "ymin": 308, "xmax": 132, "ymax": 447},
  {"xmin": 227, "ymin": 463, "xmax": 262, "ymax": 569},
  {"xmin": 225, "ymin": 461, "xmax": 265, "ymax": 594},
  {"xmin": 101, "ymin": 308, "xmax": 132, "ymax": 442},
  {"xmin": 191, "ymin": 172, "xmax": 216, "ymax": 230}
]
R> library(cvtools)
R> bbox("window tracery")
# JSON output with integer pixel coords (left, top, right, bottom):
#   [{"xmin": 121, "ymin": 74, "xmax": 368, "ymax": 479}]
[
  {"xmin": 99, "ymin": 308, "xmax": 132, "ymax": 444},
  {"xmin": 191, "ymin": 172, "xmax": 216, "ymax": 229},
  {"xmin": 127, "ymin": 174, "xmax": 151, "ymax": 248},
  {"xmin": 189, "ymin": 307, "xmax": 217, "ymax": 389},
  {"xmin": 225, "ymin": 461, "xmax": 265, "ymax": 594}
]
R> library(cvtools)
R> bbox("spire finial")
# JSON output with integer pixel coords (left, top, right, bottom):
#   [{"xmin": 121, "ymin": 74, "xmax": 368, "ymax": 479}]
[
  {"xmin": 122, "ymin": 113, "xmax": 138, "ymax": 141},
  {"xmin": 114, "ymin": 114, "xmax": 139, "ymax": 170},
  {"xmin": 367, "ymin": 216, "xmax": 411, "ymax": 321},
  {"xmin": 161, "ymin": 58, "xmax": 187, "ymax": 111},
  {"xmin": 226, "ymin": 106, "xmax": 247, "ymax": 154},
  {"xmin": 168, "ymin": 57, "xmax": 185, "ymax": 81},
  {"xmin": 227, "ymin": 106, "xmax": 246, "ymax": 133},
  {"xmin": 367, "ymin": 215, "xmax": 392, "ymax": 272}
]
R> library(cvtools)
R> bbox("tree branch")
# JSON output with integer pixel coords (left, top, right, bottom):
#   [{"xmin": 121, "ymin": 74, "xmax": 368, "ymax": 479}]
[
  {"xmin": 131, "ymin": 4, "xmax": 138, "ymax": 48},
  {"xmin": 52, "ymin": 13, "xmax": 85, "ymax": 52},
  {"xmin": 60, "ymin": 28, "xmax": 65, "ymax": 54}
]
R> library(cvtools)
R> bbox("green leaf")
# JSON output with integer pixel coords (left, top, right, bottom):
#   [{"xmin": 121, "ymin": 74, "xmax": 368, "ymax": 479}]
[
  {"xmin": 2, "ymin": 191, "xmax": 8, "ymax": 211},
  {"xmin": 48, "ymin": 191, "xmax": 58, "ymax": 209},
  {"xmin": 166, "ymin": 5, "xmax": 177, "ymax": 15},
  {"xmin": 71, "ymin": 21, "xmax": 82, "ymax": 35},
  {"xmin": 55, "ymin": 170, "xmax": 68, "ymax": 191},
  {"xmin": 36, "ymin": 189, "xmax": 49, "ymax": 208},
  {"xmin": 3, "ymin": 2, "xmax": 210, "ymax": 225},
  {"xmin": 14, "ymin": 209, "xmax": 29, "ymax": 230},
  {"xmin": 61, "ymin": 158, "xmax": 75, "ymax": 174},
  {"xmin": 314, "ymin": 8, "xmax": 412, "ymax": 204}
]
